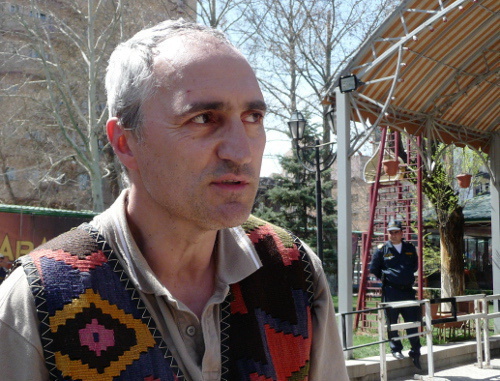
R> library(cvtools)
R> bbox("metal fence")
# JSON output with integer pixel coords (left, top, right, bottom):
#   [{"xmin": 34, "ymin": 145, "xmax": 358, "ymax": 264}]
[{"xmin": 339, "ymin": 294, "xmax": 500, "ymax": 380}]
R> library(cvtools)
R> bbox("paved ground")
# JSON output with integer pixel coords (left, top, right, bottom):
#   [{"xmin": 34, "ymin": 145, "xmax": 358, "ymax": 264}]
[{"xmin": 393, "ymin": 358, "xmax": 500, "ymax": 380}]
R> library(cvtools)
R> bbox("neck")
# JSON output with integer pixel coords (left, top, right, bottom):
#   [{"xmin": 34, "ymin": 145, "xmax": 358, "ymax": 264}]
[{"xmin": 126, "ymin": 187, "xmax": 218, "ymax": 318}]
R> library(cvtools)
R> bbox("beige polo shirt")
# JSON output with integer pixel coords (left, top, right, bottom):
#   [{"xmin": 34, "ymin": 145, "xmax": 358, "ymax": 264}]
[{"xmin": 0, "ymin": 190, "xmax": 348, "ymax": 380}]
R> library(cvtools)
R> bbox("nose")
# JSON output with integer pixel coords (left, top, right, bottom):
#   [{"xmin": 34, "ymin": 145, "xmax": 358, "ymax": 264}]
[{"xmin": 217, "ymin": 119, "xmax": 253, "ymax": 165}]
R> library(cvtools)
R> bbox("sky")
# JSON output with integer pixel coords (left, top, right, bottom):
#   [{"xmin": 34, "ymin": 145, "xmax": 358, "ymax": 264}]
[
  {"xmin": 260, "ymin": 120, "xmax": 377, "ymax": 178},
  {"xmin": 260, "ymin": 129, "xmax": 290, "ymax": 177}
]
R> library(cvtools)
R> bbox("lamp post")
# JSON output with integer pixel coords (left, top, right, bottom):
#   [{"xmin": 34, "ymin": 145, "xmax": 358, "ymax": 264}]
[{"xmin": 288, "ymin": 111, "xmax": 336, "ymax": 262}]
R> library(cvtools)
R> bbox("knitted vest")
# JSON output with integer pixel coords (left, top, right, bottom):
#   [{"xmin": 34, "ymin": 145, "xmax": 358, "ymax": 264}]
[{"xmin": 17, "ymin": 216, "xmax": 313, "ymax": 381}]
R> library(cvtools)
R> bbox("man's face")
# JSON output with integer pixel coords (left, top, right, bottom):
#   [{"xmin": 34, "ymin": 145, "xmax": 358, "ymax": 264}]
[
  {"xmin": 125, "ymin": 35, "xmax": 266, "ymax": 231},
  {"xmin": 388, "ymin": 229, "xmax": 403, "ymax": 245}
]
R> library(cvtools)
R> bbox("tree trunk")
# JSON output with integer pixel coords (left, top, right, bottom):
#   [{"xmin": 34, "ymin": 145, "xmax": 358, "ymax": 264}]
[
  {"xmin": 439, "ymin": 207, "xmax": 465, "ymax": 299},
  {"xmin": 0, "ymin": 153, "xmax": 17, "ymax": 203}
]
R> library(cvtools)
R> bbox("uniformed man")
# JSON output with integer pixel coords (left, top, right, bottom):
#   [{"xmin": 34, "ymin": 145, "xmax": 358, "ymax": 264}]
[{"xmin": 369, "ymin": 220, "xmax": 421, "ymax": 369}]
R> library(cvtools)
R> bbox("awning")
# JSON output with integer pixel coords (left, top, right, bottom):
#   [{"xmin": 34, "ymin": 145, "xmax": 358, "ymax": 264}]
[{"xmin": 328, "ymin": 0, "xmax": 499, "ymax": 153}]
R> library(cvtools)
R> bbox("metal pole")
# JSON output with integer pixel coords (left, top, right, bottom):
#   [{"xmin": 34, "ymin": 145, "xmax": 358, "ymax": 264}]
[
  {"xmin": 378, "ymin": 307, "xmax": 387, "ymax": 381},
  {"xmin": 424, "ymin": 299, "xmax": 434, "ymax": 377},
  {"xmin": 315, "ymin": 139, "xmax": 324, "ymax": 262},
  {"xmin": 483, "ymin": 297, "xmax": 491, "ymax": 367},
  {"xmin": 475, "ymin": 299, "xmax": 483, "ymax": 367},
  {"xmin": 335, "ymin": 87, "xmax": 353, "ymax": 358},
  {"xmin": 417, "ymin": 135, "xmax": 424, "ymax": 300}
]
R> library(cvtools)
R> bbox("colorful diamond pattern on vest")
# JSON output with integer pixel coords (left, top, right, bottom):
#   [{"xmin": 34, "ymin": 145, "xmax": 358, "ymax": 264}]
[
  {"xmin": 49, "ymin": 288, "xmax": 155, "ymax": 379},
  {"xmin": 79, "ymin": 318, "xmax": 117, "ymax": 356}
]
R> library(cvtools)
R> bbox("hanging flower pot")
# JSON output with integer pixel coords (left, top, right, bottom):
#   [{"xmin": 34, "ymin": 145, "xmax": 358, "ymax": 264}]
[
  {"xmin": 456, "ymin": 173, "xmax": 472, "ymax": 188},
  {"xmin": 382, "ymin": 159, "xmax": 399, "ymax": 176}
]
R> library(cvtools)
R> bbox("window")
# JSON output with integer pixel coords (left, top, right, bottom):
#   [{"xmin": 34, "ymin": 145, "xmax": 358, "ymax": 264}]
[{"xmin": 30, "ymin": 10, "xmax": 46, "ymax": 19}]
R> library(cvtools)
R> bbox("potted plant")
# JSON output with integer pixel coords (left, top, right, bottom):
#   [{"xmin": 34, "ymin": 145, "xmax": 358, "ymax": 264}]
[
  {"xmin": 456, "ymin": 173, "xmax": 472, "ymax": 188},
  {"xmin": 382, "ymin": 158, "xmax": 399, "ymax": 176}
]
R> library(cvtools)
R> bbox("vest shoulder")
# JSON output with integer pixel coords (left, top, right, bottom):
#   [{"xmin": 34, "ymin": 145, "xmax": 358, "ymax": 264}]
[
  {"xmin": 30, "ymin": 225, "xmax": 96, "ymax": 257},
  {"xmin": 242, "ymin": 215, "xmax": 296, "ymax": 248}
]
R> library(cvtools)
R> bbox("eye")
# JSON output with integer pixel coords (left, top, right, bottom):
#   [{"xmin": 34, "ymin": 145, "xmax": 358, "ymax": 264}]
[
  {"xmin": 191, "ymin": 112, "xmax": 213, "ymax": 124},
  {"xmin": 242, "ymin": 112, "xmax": 264, "ymax": 124}
]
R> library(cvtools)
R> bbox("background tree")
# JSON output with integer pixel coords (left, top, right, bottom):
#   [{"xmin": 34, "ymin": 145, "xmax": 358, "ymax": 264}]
[
  {"xmin": 194, "ymin": 0, "xmax": 253, "ymax": 31},
  {"xmin": 195, "ymin": 0, "xmax": 397, "ymax": 146},
  {"xmin": 1, "ymin": 0, "xmax": 126, "ymax": 211},
  {"xmin": 240, "ymin": 0, "xmax": 397, "ymax": 139},
  {"xmin": 406, "ymin": 139, "xmax": 489, "ymax": 298},
  {"xmin": 0, "ymin": 0, "xmax": 194, "ymax": 211},
  {"xmin": 423, "ymin": 159, "xmax": 465, "ymax": 298}
]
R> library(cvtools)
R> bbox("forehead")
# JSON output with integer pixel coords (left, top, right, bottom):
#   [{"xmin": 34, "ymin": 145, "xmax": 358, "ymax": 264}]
[
  {"xmin": 155, "ymin": 33, "xmax": 230, "ymax": 60},
  {"xmin": 153, "ymin": 34, "xmax": 260, "ymax": 93}
]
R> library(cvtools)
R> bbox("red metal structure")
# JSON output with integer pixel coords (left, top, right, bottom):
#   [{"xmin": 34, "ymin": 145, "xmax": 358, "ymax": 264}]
[{"xmin": 355, "ymin": 127, "xmax": 424, "ymax": 330}]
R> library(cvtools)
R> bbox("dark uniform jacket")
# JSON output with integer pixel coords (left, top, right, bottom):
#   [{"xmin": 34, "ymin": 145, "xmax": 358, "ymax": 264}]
[{"xmin": 369, "ymin": 240, "xmax": 418, "ymax": 287}]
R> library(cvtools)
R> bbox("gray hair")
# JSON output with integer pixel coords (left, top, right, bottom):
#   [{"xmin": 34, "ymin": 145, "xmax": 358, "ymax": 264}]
[{"xmin": 105, "ymin": 19, "xmax": 232, "ymax": 137}]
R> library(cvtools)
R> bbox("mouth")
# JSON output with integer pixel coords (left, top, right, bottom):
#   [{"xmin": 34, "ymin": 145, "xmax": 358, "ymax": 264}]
[
  {"xmin": 220, "ymin": 179, "xmax": 244, "ymax": 185},
  {"xmin": 211, "ymin": 176, "xmax": 251, "ymax": 190}
]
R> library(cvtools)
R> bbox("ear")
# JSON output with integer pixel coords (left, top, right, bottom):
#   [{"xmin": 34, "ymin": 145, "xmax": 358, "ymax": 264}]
[{"xmin": 106, "ymin": 117, "xmax": 139, "ymax": 170}]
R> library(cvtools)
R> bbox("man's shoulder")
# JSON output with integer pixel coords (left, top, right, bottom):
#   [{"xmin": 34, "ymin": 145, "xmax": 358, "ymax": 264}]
[
  {"xmin": 241, "ymin": 215, "xmax": 296, "ymax": 247},
  {"xmin": 29, "ymin": 225, "xmax": 96, "ymax": 255},
  {"xmin": 240, "ymin": 215, "xmax": 315, "ymax": 266},
  {"xmin": 402, "ymin": 240, "xmax": 416, "ymax": 249},
  {"xmin": 242, "ymin": 215, "xmax": 290, "ymax": 235},
  {"xmin": 374, "ymin": 242, "xmax": 389, "ymax": 252},
  {"xmin": 17, "ymin": 225, "xmax": 106, "ymax": 269}
]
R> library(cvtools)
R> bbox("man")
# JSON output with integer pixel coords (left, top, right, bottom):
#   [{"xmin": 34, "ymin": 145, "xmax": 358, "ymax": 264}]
[
  {"xmin": 0, "ymin": 20, "xmax": 348, "ymax": 380},
  {"xmin": 369, "ymin": 220, "xmax": 421, "ymax": 369}
]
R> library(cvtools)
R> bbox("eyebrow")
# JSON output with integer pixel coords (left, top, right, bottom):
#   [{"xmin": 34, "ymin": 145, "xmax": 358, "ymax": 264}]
[
  {"xmin": 247, "ymin": 100, "xmax": 267, "ymax": 112},
  {"xmin": 179, "ymin": 100, "xmax": 267, "ymax": 118}
]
